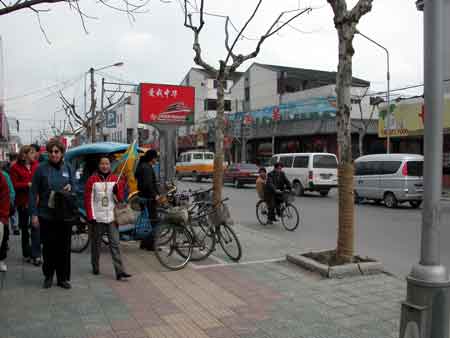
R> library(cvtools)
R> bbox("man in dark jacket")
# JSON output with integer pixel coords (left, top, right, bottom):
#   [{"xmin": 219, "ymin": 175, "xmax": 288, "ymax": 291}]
[
  {"xmin": 135, "ymin": 149, "xmax": 160, "ymax": 250},
  {"xmin": 265, "ymin": 162, "xmax": 291, "ymax": 224}
]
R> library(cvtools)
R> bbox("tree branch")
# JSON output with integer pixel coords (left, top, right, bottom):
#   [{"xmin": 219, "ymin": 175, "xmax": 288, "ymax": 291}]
[
  {"xmin": 350, "ymin": 0, "xmax": 373, "ymax": 23},
  {"xmin": 229, "ymin": 7, "xmax": 311, "ymax": 72},
  {"xmin": 223, "ymin": 0, "xmax": 263, "ymax": 66}
]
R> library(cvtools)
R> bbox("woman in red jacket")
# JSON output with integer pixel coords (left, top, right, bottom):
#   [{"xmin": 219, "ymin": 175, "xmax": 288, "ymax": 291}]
[
  {"xmin": 84, "ymin": 156, "xmax": 131, "ymax": 281},
  {"xmin": 10, "ymin": 145, "xmax": 40, "ymax": 265}
]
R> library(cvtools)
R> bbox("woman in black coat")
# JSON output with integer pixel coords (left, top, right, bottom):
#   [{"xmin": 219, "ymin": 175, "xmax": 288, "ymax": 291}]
[{"xmin": 135, "ymin": 149, "xmax": 160, "ymax": 250}]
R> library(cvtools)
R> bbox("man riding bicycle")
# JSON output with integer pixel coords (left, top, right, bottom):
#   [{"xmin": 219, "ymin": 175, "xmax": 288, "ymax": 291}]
[{"xmin": 265, "ymin": 162, "xmax": 291, "ymax": 224}]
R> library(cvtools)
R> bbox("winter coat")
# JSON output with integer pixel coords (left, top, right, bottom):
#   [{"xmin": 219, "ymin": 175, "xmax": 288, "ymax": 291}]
[
  {"xmin": 84, "ymin": 172, "xmax": 125, "ymax": 223},
  {"xmin": 10, "ymin": 161, "xmax": 39, "ymax": 207},
  {"xmin": 264, "ymin": 170, "xmax": 291, "ymax": 199},
  {"xmin": 256, "ymin": 176, "xmax": 266, "ymax": 200},
  {"xmin": 135, "ymin": 162, "xmax": 159, "ymax": 200},
  {"xmin": 30, "ymin": 161, "xmax": 75, "ymax": 220},
  {"xmin": 2, "ymin": 170, "xmax": 15, "ymax": 206},
  {"xmin": 0, "ymin": 172, "xmax": 10, "ymax": 225}
]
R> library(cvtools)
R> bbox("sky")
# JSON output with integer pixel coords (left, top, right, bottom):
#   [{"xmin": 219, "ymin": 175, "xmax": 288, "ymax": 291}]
[{"xmin": 0, "ymin": 0, "xmax": 425, "ymax": 144}]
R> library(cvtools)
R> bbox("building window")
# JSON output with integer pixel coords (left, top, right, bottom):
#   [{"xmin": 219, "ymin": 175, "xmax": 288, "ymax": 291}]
[
  {"xmin": 244, "ymin": 87, "xmax": 250, "ymax": 102},
  {"xmin": 204, "ymin": 99, "xmax": 231, "ymax": 111}
]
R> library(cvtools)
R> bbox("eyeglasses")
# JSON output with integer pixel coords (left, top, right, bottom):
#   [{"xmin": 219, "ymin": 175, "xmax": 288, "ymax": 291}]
[{"xmin": 49, "ymin": 150, "xmax": 61, "ymax": 154}]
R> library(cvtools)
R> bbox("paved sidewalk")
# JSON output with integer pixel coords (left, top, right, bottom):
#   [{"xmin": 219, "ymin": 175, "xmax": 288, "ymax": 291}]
[{"xmin": 0, "ymin": 236, "xmax": 405, "ymax": 338}]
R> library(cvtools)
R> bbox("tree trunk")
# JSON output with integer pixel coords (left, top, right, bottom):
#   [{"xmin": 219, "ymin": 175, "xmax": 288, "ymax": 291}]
[
  {"xmin": 335, "ymin": 30, "xmax": 355, "ymax": 264},
  {"xmin": 213, "ymin": 79, "xmax": 226, "ymax": 205}
]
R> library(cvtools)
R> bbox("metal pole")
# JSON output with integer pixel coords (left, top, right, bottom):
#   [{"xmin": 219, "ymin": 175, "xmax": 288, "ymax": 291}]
[
  {"xmin": 100, "ymin": 78, "xmax": 105, "ymax": 141},
  {"xmin": 89, "ymin": 67, "xmax": 96, "ymax": 143},
  {"xmin": 386, "ymin": 51, "xmax": 391, "ymax": 154},
  {"xmin": 355, "ymin": 31, "xmax": 391, "ymax": 153},
  {"xmin": 400, "ymin": 0, "xmax": 450, "ymax": 337}
]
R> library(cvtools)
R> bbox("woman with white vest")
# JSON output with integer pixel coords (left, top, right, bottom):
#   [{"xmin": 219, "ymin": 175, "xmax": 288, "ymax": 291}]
[{"xmin": 84, "ymin": 156, "xmax": 131, "ymax": 281}]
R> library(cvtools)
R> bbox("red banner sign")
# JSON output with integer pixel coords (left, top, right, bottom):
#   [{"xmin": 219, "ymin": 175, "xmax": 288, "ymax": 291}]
[
  {"xmin": 139, "ymin": 83, "xmax": 195, "ymax": 124},
  {"xmin": 272, "ymin": 106, "xmax": 281, "ymax": 121}
]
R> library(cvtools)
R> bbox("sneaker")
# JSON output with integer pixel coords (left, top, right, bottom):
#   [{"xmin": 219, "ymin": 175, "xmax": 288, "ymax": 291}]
[
  {"xmin": 32, "ymin": 258, "xmax": 42, "ymax": 267},
  {"xmin": 116, "ymin": 272, "xmax": 132, "ymax": 281},
  {"xmin": 0, "ymin": 261, "xmax": 7, "ymax": 272}
]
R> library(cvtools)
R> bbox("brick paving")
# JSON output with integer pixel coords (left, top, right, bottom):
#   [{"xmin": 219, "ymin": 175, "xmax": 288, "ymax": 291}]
[{"xmin": 0, "ymin": 236, "xmax": 405, "ymax": 338}]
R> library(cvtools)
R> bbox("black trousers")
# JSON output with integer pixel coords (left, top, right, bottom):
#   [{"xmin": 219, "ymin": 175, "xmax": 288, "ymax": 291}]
[
  {"xmin": 266, "ymin": 193, "xmax": 282, "ymax": 221},
  {"xmin": 39, "ymin": 218, "xmax": 71, "ymax": 282},
  {"xmin": 18, "ymin": 206, "xmax": 41, "ymax": 259},
  {"xmin": 0, "ymin": 224, "xmax": 9, "ymax": 260},
  {"xmin": 140, "ymin": 199, "xmax": 159, "ymax": 250}
]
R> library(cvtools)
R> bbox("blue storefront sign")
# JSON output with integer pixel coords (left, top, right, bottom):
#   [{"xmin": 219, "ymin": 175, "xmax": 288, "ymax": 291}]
[
  {"xmin": 227, "ymin": 96, "xmax": 337, "ymax": 124},
  {"xmin": 106, "ymin": 110, "xmax": 117, "ymax": 128}
]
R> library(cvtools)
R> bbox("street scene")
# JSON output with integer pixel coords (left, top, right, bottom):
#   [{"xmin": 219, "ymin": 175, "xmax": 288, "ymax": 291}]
[{"xmin": 1, "ymin": 0, "xmax": 450, "ymax": 337}]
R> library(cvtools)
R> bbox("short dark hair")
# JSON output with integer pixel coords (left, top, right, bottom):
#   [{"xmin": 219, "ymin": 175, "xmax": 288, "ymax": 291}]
[
  {"xmin": 274, "ymin": 162, "xmax": 283, "ymax": 169},
  {"xmin": 30, "ymin": 144, "xmax": 40, "ymax": 152},
  {"xmin": 46, "ymin": 139, "xmax": 65, "ymax": 154},
  {"xmin": 143, "ymin": 149, "xmax": 158, "ymax": 162},
  {"xmin": 259, "ymin": 167, "xmax": 267, "ymax": 173}
]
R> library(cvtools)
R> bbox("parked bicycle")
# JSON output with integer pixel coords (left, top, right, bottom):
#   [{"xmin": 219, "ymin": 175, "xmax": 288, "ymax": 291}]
[
  {"xmin": 154, "ymin": 189, "xmax": 242, "ymax": 270},
  {"xmin": 256, "ymin": 190, "xmax": 300, "ymax": 231}
]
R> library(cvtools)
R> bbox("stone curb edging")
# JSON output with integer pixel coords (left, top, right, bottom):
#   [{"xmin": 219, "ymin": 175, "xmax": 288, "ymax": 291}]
[{"xmin": 286, "ymin": 252, "xmax": 383, "ymax": 279}]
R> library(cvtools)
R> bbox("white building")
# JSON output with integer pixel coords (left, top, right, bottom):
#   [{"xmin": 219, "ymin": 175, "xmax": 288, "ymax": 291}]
[
  {"xmin": 102, "ymin": 94, "xmax": 158, "ymax": 147},
  {"xmin": 179, "ymin": 68, "xmax": 243, "ymax": 124},
  {"xmin": 231, "ymin": 63, "xmax": 372, "ymax": 119}
]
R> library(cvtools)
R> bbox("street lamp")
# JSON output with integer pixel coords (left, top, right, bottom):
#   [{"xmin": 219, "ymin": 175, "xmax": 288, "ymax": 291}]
[
  {"xmin": 399, "ymin": 1, "xmax": 450, "ymax": 338},
  {"xmin": 83, "ymin": 62, "xmax": 124, "ymax": 142},
  {"xmin": 355, "ymin": 30, "xmax": 391, "ymax": 154}
]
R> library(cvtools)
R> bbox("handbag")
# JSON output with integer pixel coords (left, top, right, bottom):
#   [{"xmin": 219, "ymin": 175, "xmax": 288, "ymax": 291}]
[
  {"xmin": 54, "ymin": 191, "xmax": 79, "ymax": 225},
  {"xmin": 114, "ymin": 202, "xmax": 138, "ymax": 226}
]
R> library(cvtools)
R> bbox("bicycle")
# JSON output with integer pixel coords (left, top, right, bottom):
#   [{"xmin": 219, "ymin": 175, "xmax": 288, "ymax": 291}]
[{"xmin": 256, "ymin": 190, "xmax": 300, "ymax": 231}]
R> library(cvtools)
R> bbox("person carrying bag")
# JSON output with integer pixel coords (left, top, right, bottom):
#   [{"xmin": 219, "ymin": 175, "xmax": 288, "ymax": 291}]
[
  {"xmin": 84, "ymin": 156, "xmax": 131, "ymax": 281},
  {"xmin": 30, "ymin": 140, "xmax": 74, "ymax": 289}
]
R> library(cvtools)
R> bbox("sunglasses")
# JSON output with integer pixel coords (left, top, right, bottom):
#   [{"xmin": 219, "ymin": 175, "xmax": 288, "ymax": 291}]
[{"xmin": 49, "ymin": 149, "xmax": 61, "ymax": 154}]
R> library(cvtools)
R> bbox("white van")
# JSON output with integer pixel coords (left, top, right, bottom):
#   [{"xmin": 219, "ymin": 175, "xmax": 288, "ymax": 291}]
[
  {"xmin": 176, "ymin": 151, "xmax": 215, "ymax": 182},
  {"xmin": 270, "ymin": 153, "xmax": 338, "ymax": 197},
  {"xmin": 354, "ymin": 153, "xmax": 424, "ymax": 208}
]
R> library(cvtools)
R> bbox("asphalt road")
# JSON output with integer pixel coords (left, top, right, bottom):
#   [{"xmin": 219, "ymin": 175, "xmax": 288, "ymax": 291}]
[{"xmin": 177, "ymin": 179, "xmax": 450, "ymax": 277}]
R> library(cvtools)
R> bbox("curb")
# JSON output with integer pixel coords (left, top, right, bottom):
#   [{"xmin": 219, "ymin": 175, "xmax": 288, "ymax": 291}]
[{"xmin": 287, "ymin": 252, "xmax": 384, "ymax": 279}]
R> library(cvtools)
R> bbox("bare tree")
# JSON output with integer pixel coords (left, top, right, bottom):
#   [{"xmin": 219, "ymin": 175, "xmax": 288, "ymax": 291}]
[
  {"xmin": 327, "ymin": 0, "xmax": 373, "ymax": 263},
  {"xmin": 0, "ymin": 0, "xmax": 150, "ymax": 43},
  {"xmin": 59, "ymin": 89, "xmax": 125, "ymax": 140},
  {"xmin": 351, "ymin": 88, "xmax": 382, "ymax": 157},
  {"xmin": 184, "ymin": 0, "xmax": 311, "ymax": 204}
]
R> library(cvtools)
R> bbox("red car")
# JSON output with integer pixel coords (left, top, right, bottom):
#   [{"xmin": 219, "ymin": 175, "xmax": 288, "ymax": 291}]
[{"xmin": 224, "ymin": 163, "xmax": 260, "ymax": 188}]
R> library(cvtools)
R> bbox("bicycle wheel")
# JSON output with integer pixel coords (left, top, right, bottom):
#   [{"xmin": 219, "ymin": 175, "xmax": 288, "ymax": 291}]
[
  {"xmin": 71, "ymin": 223, "xmax": 90, "ymax": 253},
  {"xmin": 154, "ymin": 224, "xmax": 193, "ymax": 270},
  {"xmin": 281, "ymin": 203, "xmax": 300, "ymax": 231},
  {"xmin": 256, "ymin": 200, "xmax": 269, "ymax": 225},
  {"xmin": 217, "ymin": 223, "xmax": 242, "ymax": 262},
  {"xmin": 178, "ymin": 222, "xmax": 216, "ymax": 261}
]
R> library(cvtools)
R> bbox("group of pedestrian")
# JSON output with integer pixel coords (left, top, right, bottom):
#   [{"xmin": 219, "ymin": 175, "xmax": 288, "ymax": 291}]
[
  {"xmin": 0, "ymin": 140, "xmax": 164, "ymax": 290},
  {"xmin": 0, "ymin": 144, "xmax": 41, "ymax": 272}
]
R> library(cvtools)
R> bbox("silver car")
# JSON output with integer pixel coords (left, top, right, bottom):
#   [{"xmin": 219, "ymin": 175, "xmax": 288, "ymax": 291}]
[{"xmin": 354, "ymin": 153, "xmax": 424, "ymax": 208}]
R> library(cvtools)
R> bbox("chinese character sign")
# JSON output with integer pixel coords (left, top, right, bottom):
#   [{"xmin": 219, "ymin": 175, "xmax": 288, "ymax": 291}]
[{"xmin": 139, "ymin": 83, "xmax": 195, "ymax": 124}]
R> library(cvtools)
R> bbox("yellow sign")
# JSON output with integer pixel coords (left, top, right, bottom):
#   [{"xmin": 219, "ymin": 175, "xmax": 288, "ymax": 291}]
[{"xmin": 378, "ymin": 97, "xmax": 450, "ymax": 137}]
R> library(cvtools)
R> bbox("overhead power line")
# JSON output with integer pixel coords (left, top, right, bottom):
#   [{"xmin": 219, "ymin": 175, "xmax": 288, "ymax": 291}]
[{"xmin": 4, "ymin": 74, "xmax": 84, "ymax": 102}]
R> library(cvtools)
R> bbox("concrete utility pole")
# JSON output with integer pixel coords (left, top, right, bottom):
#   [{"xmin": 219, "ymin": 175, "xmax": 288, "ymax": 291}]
[
  {"xmin": 399, "ymin": 1, "xmax": 450, "ymax": 337},
  {"xmin": 89, "ymin": 67, "xmax": 96, "ymax": 143}
]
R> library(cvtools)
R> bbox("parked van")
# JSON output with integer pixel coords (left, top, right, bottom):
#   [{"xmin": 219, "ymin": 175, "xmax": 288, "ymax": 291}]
[
  {"xmin": 354, "ymin": 153, "xmax": 424, "ymax": 208},
  {"xmin": 176, "ymin": 151, "xmax": 214, "ymax": 182},
  {"xmin": 270, "ymin": 153, "xmax": 338, "ymax": 197}
]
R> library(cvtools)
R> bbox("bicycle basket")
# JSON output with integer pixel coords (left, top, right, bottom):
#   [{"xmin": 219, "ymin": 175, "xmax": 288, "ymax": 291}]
[
  {"xmin": 166, "ymin": 207, "xmax": 189, "ymax": 225},
  {"xmin": 208, "ymin": 204, "xmax": 234, "ymax": 226},
  {"xmin": 283, "ymin": 191, "xmax": 295, "ymax": 203}
]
